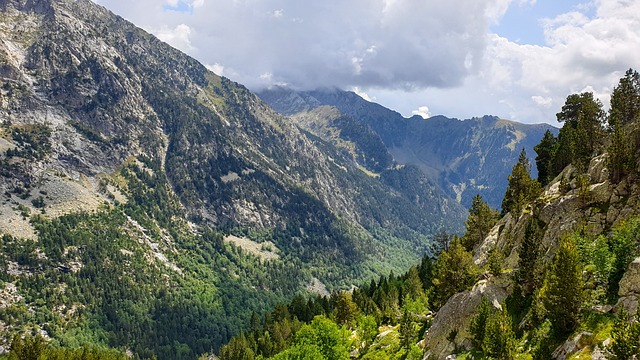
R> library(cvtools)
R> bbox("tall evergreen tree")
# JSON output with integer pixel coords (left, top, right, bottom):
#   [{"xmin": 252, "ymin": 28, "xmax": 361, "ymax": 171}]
[
  {"xmin": 432, "ymin": 237, "xmax": 480, "ymax": 307},
  {"xmin": 517, "ymin": 217, "xmax": 544, "ymax": 295},
  {"xmin": 533, "ymin": 129, "xmax": 558, "ymax": 186},
  {"xmin": 556, "ymin": 92, "xmax": 605, "ymax": 169},
  {"xmin": 462, "ymin": 194, "xmax": 499, "ymax": 251},
  {"xmin": 501, "ymin": 149, "xmax": 541, "ymax": 216},
  {"xmin": 541, "ymin": 236, "xmax": 583, "ymax": 336},
  {"xmin": 482, "ymin": 306, "xmax": 517, "ymax": 360},
  {"xmin": 609, "ymin": 68, "xmax": 640, "ymax": 126}
]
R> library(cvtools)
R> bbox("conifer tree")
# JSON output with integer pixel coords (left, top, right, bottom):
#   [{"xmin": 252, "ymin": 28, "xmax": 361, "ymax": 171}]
[
  {"xmin": 541, "ymin": 236, "xmax": 583, "ymax": 335},
  {"xmin": 482, "ymin": 306, "xmax": 517, "ymax": 360},
  {"xmin": 501, "ymin": 149, "xmax": 541, "ymax": 216},
  {"xmin": 517, "ymin": 217, "xmax": 544, "ymax": 295},
  {"xmin": 608, "ymin": 119, "xmax": 634, "ymax": 182},
  {"xmin": 533, "ymin": 129, "xmax": 558, "ymax": 186},
  {"xmin": 462, "ymin": 194, "xmax": 499, "ymax": 251},
  {"xmin": 607, "ymin": 69, "xmax": 639, "ymax": 182},
  {"xmin": 403, "ymin": 266, "xmax": 424, "ymax": 300},
  {"xmin": 432, "ymin": 237, "xmax": 480, "ymax": 307},
  {"xmin": 555, "ymin": 92, "xmax": 605, "ymax": 169},
  {"xmin": 609, "ymin": 68, "xmax": 640, "ymax": 126},
  {"xmin": 399, "ymin": 309, "xmax": 414, "ymax": 350},
  {"xmin": 334, "ymin": 292, "xmax": 358, "ymax": 327}
]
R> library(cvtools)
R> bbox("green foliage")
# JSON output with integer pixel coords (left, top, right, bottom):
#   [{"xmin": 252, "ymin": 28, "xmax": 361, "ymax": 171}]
[
  {"xmin": 462, "ymin": 194, "xmax": 499, "ymax": 251},
  {"xmin": 398, "ymin": 309, "xmax": 413, "ymax": 350},
  {"xmin": 533, "ymin": 129, "xmax": 558, "ymax": 186},
  {"xmin": 482, "ymin": 306, "xmax": 517, "ymax": 360},
  {"xmin": 294, "ymin": 316, "xmax": 350, "ymax": 360},
  {"xmin": 607, "ymin": 218, "xmax": 640, "ymax": 300},
  {"xmin": 526, "ymin": 319, "xmax": 553, "ymax": 360},
  {"xmin": 487, "ymin": 247, "xmax": 504, "ymax": 276},
  {"xmin": 470, "ymin": 297, "xmax": 492, "ymax": 348},
  {"xmin": 6, "ymin": 335, "xmax": 126, "ymax": 360},
  {"xmin": 607, "ymin": 119, "xmax": 634, "ymax": 182},
  {"xmin": 5, "ymin": 124, "xmax": 52, "ymax": 161},
  {"xmin": 574, "ymin": 233, "xmax": 614, "ymax": 305},
  {"xmin": 517, "ymin": 217, "xmax": 544, "ymax": 295},
  {"xmin": 609, "ymin": 68, "xmax": 640, "ymax": 126},
  {"xmin": 540, "ymin": 235, "xmax": 583, "ymax": 336},
  {"xmin": 432, "ymin": 238, "xmax": 480, "ymax": 307},
  {"xmin": 333, "ymin": 292, "xmax": 358, "ymax": 327},
  {"xmin": 609, "ymin": 307, "xmax": 640, "ymax": 359},
  {"xmin": 555, "ymin": 92, "xmax": 605, "ymax": 168},
  {"xmin": 501, "ymin": 149, "xmax": 542, "ymax": 216}
]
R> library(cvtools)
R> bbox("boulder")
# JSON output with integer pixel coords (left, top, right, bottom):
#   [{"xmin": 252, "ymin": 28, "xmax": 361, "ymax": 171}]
[
  {"xmin": 619, "ymin": 257, "xmax": 640, "ymax": 296},
  {"xmin": 614, "ymin": 257, "xmax": 640, "ymax": 314},
  {"xmin": 551, "ymin": 332, "xmax": 593, "ymax": 360},
  {"xmin": 422, "ymin": 279, "xmax": 510, "ymax": 360}
]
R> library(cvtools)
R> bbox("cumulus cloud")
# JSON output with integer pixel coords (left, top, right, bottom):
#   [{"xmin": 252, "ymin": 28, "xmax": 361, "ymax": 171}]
[
  {"xmin": 473, "ymin": 0, "xmax": 640, "ymax": 123},
  {"xmin": 153, "ymin": 24, "xmax": 195, "ymax": 54},
  {"xmin": 92, "ymin": 0, "xmax": 640, "ymax": 124},
  {"xmin": 94, "ymin": 0, "xmax": 505, "ymax": 90},
  {"xmin": 412, "ymin": 106, "xmax": 432, "ymax": 119}
]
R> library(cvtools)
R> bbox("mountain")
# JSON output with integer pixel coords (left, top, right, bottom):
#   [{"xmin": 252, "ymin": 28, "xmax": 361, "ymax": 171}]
[
  {"xmin": 0, "ymin": 0, "xmax": 466, "ymax": 357},
  {"xmin": 258, "ymin": 87, "xmax": 558, "ymax": 209}
]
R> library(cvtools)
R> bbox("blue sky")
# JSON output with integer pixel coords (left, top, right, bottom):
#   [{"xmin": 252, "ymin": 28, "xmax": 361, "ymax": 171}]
[
  {"xmin": 493, "ymin": 1, "xmax": 591, "ymax": 45},
  {"xmin": 94, "ymin": 0, "xmax": 640, "ymax": 124}
]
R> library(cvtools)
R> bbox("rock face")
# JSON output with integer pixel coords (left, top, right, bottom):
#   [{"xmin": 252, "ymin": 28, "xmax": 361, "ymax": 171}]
[
  {"xmin": 422, "ymin": 152, "xmax": 640, "ymax": 359},
  {"xmin": 616, "ymin": 257, "xmax": 640, "ymax": 315},
  {"xmin": 258, "ymin": 87, "xmax": 558, "ymax": 209},
  {"xmin": 422, "ymin": 278, "xmax": 511, "ymax": 359}
]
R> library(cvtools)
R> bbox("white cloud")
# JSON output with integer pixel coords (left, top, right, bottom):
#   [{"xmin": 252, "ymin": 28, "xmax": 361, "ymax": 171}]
[
  {"xmin": 352, "ymin": 87, "xmax": 372, "ymax": 102},
  {"xmin": 206, "ymin": 63, "xmax": 224, "ymax": 76},
  {"xmin": 412, "ymin": 106, "xmax": 432, "ymax": 119},
  {"xmin": 153, "ymin": 24, "xmax": 195, "ymax": 54},
  {"xmin": 531, "ymin": 95, "xmax": 553, "ymax": 108},
  {"xmin": 93, "ymin": 0, "xmax": 640, "ymax": 124}
]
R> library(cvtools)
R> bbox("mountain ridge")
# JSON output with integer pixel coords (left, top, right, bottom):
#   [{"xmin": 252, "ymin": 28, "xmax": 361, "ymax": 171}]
[{"xmin": 258, "ymin": 86, "xmax": 558, "ymax": 209}]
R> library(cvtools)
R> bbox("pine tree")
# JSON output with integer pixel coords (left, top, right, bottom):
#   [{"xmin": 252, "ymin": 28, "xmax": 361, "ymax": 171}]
[
  {"xmin": 609, "ymin": 68, "xmax": 640, "ymax": 126},
  {"xmin": 403, "ymin": 266, "xmax": 424, "ymax": 300},
  {"xmin": 609, "ymin": 307, "xmax": 640, "ymax": 359},
  {"xmin": 334, "ymin": 292, "xmax": 358, "ymax": 327},
  {"xmin": 432, "ymin": 237, "xmax": 480, "ymax": 307},
  {"xmin": 541, "ymin": 236, "xmax": 583, "ymax": 335},
  {"xmin": 462, "ymin": 194, "xmax": 499, "ymax": 251},
  {"xmin": 470, "ymin": 297, "xmax": 492, "ymax": 348},
  {"xmin": 399, "ymin": 309, "xmax": 414, "ymax": 350},
  {"xmin": 608, "ymin": 119, "xmax": 634, "ymax": 182},
  {"xmin": 482, "ymin": 306, "xmax": 517, "ymax": 360},
  {"xmin": 501, "ymin": 148, "xmax": 541, "ymax": 216},
  {"xmin": 533, "ymin": 129, "xmax": 558, "ymax": 186},
  {"xmin": 517, "ymin": 217, "xmax": 544, "ymax": 295},
  {"xmin": 556, "ymin": 92, "xmax": 605, "ymax": 168},
  {"xmin": 607, "ymin": 69, "xmax": 639, "ymax": 182}
]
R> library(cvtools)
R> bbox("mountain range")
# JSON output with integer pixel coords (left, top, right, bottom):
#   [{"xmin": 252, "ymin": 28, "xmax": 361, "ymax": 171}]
[
  {"xmin": 258, "ymin": 87, "xmax": 557, "ymax": 209},
  {"xmin": 0, "ymin": 0, "xmax": 561, "ymax": 358}
]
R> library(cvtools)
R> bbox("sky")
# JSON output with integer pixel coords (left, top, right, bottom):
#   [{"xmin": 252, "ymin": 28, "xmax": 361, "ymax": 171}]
[{"xmin": 92, "ymin": 0, "xmax": 640, "ymax": 125}]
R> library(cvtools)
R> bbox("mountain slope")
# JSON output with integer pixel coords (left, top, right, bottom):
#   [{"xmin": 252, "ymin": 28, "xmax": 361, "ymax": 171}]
[
  {"xmin": 258, "ymin": 87, "xmax": 557, "ymax": 209},
  {"xmin": 0, "ymin": 0, "xmax": 465, "ymax": 357}
]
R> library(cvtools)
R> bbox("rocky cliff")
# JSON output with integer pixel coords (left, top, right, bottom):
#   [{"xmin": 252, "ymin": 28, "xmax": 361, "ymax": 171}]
[{"xmin": 422, "ymin": 151, "xmax": 640, "ymax": 359}]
